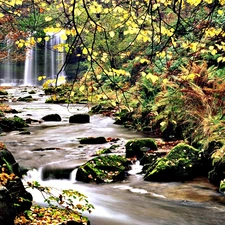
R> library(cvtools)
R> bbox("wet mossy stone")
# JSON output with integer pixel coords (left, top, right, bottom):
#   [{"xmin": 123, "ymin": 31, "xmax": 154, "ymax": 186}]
[
  {"xmin": 144, "ymin": 143, "xmax": 203, "ymax": 182},
  {"xmin": 17, "ymin": 95, "xmax": 33, "ymax": 102},
  {"xmin": 0, "ymin": 147, "xmax": 32, "ymax": 214},
  {"xmin": 42, "ymin": 113, "xmax": 62, "ymax": 122},
  {"xmin": 0, "ymin": 116, "xmax": 28, "ymax": 131},
  {"xmin": 28, "ymin": 90, "xmax": 36, "ymax": 94},
  {"xmin": 125, "ymin": 138, "xmax": 157, "ymax": 159},
  {"xmin": 69, "ymin": 114, "xmax": 90, "ymax": 123},
  {"xmin": 76, "ymin": 155, "xmax": 129, "ymax": 183},
  {"xmin": 79, "ymin": 136, "xmax": 107, "ymax": 144}
]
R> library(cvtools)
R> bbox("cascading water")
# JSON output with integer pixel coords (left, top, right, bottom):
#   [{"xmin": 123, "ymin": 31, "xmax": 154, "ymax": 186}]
[
  {"xmin": 23, "ymin": 32, "xmax": 66, "ymax": 86},
  {"xmin": 0, "ymin": 39, "xmax": 24, "ymax": 86},
  {"xmin": 0, "ymin": 32, "xmax": 66, "ymax": 86}
]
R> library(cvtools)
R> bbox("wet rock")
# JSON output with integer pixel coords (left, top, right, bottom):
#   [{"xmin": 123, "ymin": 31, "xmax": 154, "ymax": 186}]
[
  {"xmin": 17, "ymin": 95, "xmax": 34, "ymax": 102},
  {"xmin": 0, "ymin": 90, "xmax": 8, "ymax": 95},
  {"xmin": 76, "ymin": 155, "xmax": 130, "ymax": 183},
  {"xmin": 0, "ymin": 146, "xmax": 32, "ymax": 215},
  {"xmin": 79, "ymin": 136, "xmax": 107, "ymax": 144},
  {"xmin": 0, "ymin": 115, "xmax": 28, "ymax": 131},
  {"xmin": 69, "ymin": 114, "xmax": 90, "ymax": 123},
  {"xmin": 144, "ymin": 143, "xmax": 203, "ymax": 181},
  {"xmin": 28, "ymin": 90, "xmax": 36, "ymax": 94},
  {"xmin": 18, "ymin": 130, "xmax": 31, "ymax": 135},
  {"xmin": 42, "ymin": 113, "xmax": 62, "ymax": 121},
  {"xmin": 125, "ymin": 138, "xmax": 157, "ymax": 159},
  {"xmin": 42, "ymin": 166, "xmax": 75, "ymax": 180},
  {"xmin": 0, "ymin": 185, "xmax": 16, "ymax": 225},
  {"xmin": 141, "ymin": 151, "xmax": 167, "ymax": 172}
]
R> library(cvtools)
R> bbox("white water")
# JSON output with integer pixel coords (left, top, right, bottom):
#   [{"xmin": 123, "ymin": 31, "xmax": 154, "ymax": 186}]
[{"xmin": 23, "ymin": 33, "xmax": 66, "ymax": 86}]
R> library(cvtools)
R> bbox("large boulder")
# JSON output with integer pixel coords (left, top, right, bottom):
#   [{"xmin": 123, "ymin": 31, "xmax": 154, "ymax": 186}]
[
  {"xmin": 144, "ymin": 143, "xmax": 203, "ymax": 181},
  {"xmin": 0, "ymin": 145, "xmax": 32, "ymax": 222},
  {"xmin": 125, "ymin": 138, "xmax": 157, "ymax": 159},
  {"xmin": 76, "ymin": 155, "xmax": 130, "ymax": 183},
  {"xmin": 69, "ymin": 114, "xmax": 90, "ymax": 123}
]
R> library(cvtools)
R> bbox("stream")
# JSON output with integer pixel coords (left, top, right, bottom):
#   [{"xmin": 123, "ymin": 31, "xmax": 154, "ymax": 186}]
[{"xmin": 1, "ymin": 86, "xmax": 225, "ymax": 225}]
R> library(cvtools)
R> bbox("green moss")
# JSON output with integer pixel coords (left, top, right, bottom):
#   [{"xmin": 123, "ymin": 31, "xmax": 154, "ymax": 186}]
[
  {"xmin": 0, "ymin": 116, "xmax": 28, "ymax": 131},
  {"xmin": 144, "ymin": 143, "xmax": 203, "ymax": 181},
  {"xmin": 76, "ymin": 155, "xmax": 129, "ymax": 183}
]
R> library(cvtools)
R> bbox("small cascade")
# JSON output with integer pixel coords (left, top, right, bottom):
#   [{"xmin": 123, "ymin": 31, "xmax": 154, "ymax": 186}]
[
  {"xmin": 70, "ymin": 168, "xmax": 78, "ymax": 183},
  {"xmin": 128, "ymin": 160, "xmax": 143, "ymax": 175}
]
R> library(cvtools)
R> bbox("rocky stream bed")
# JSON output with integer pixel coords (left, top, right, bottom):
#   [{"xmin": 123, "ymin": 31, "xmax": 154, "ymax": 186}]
[{"xmin": 1, "ymin": 86, "xmax": 225, "ymax": 225}]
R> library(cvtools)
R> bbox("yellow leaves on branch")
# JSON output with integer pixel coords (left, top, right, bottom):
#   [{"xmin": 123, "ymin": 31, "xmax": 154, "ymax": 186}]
[{"xmin": 205, "ymin": 27, "xmax": 224, "ymax": 37}]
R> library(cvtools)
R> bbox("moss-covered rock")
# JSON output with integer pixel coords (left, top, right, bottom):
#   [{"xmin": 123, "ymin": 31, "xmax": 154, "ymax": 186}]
[
  {"xmin": 79, "ymin": 136, "xmax": 107, "ymax": 144},
  {"xmin": 125, "ymin": 138, "xmax": 157, "ymax": 159},
  {"xmin": 17, "ymin": 95, "xmax": 33, "ymax": 102},
  {"xmin": 144, "ymin": 143, "xmax": 203, "ymax": 182},
  {"xmin": 76, "ymin": 155, "xmax": 129, "ymax": 183},
  {"xmin": 0, "ymin": 116, "xmax": 28, "ymax": 131},
  {"xmin": 0, "ymin": 145, "xmax": 32, "ymax": 219}
]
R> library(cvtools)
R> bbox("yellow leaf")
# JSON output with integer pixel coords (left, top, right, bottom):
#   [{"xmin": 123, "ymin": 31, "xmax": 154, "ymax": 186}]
[
  {"xmin": 217, "ymin": 56, "xmax": 223, "ymax": 62},
  {"xmin": 60, "ymin": 33, "xmax": 67, "ymax": 41},
  {"xmin": 82, "ymin": 47, "xmax": 88, "ymax": 55},
  {"xmin": 37, "ymin": 38, "xmax": 42, "ymax": 43},
  {"xmin": 17, "ymin": 42, "xmax": 24, "ymax": 48},
  {"xmin": 45, "ymin": 16, "xmax": 52, "ymax": 22},
  {"xmin": 109, "ymin": 31, "xmax": 115, "ymax": 38},
  {"xmin": 211, "ymin": 49, "xmax": 217, "ymax": 55},
  {"xmin": 218, "ymin": 9, "xmax": 224, "ymax": 15},
  {"xmin": 209, "ymin": 46, "xmax": 214, "ymax": 50},
  {"xmin": 44, "ymin": 36, "xmax": 50, "ymax": 41},
  {"xmin": 79, "ymin": 85, "xmax": 86, "ymax": 93},
  {"xmin": 146, "ymin": 73, "xmax": 158, "ymax": 83},
  {"xmin": 140, "ymin": 58, "xmax": 150, "ymax": 64},
  {"xmin": 0, "ymin": 13, "xmax": 4, "ymax": 18}
]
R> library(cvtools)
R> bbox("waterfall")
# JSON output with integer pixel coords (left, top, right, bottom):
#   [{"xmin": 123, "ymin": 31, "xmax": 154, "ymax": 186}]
[
  {"xmin": 1, "ymin": 32, "xmax": 66, "ymax": 86},
  {"xmin": 0, "ymin": 39, "xmax": 21, "ymax": 86},
  {"xmin": 44, "ymin": 32, "xmax": 66, "ymax": 81},
  {"xmin": 24, "ymin": 47, "xmax": 34, "ymax": 86}
]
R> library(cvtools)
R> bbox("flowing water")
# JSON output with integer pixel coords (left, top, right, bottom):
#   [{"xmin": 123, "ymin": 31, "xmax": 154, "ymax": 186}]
[{"xmin": 1, "ymin": 87, "xmax": 225, "ymax": 225}]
